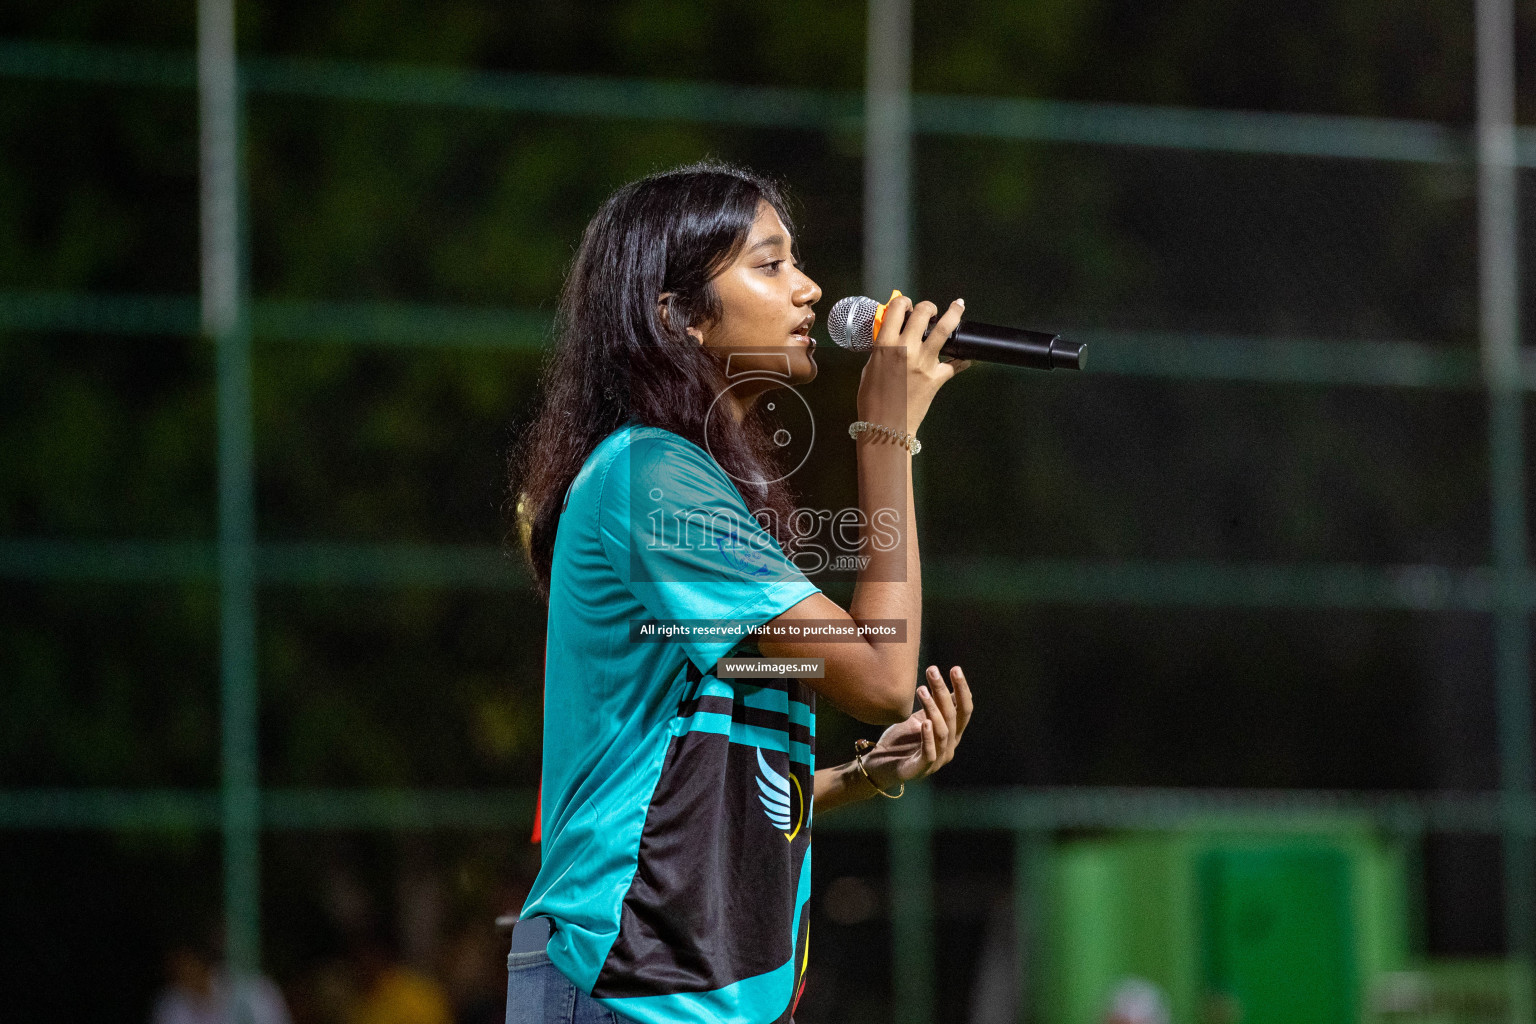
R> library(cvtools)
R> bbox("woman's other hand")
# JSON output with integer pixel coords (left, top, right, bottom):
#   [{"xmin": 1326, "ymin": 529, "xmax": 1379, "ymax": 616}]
[{"xmin": 860, "ymin": 665, "xmax": 973, "ymax": 791}]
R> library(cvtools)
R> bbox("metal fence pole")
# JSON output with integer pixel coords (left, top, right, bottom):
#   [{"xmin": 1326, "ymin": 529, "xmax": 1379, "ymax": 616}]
[
  {"xmin": 866, "ymin": 2, "xmax": 930, "ymax": 1018},
  {"xmin": 1013, "ymin": 829, "xmax": 1048, "ymax": 1024},
  {"xmin": 890, "ymin": 782, "xmax": 935, "ymax": 1024},
  {"xmin": 1475, "ymin": 0, "xmax": 1534, "ymax": 1013},
  {"xmin": 200, "ymin": 0, "xmax": 260, "ymax": 978},
  {"xmin": 864, "ymin": 0, "xmax": 913, "ymax": 299}
]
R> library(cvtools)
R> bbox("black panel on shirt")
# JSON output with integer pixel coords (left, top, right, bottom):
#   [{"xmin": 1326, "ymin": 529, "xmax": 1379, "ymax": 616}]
[{"xmin": 593, "ymin": 666, "xmax": 814, "ymax": 1004}]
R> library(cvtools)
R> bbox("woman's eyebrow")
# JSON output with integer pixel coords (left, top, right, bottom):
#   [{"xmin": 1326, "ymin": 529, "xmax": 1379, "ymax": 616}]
[{"xmin": 746, "ymin": 234, "xmax": 788, "ymax": 254}]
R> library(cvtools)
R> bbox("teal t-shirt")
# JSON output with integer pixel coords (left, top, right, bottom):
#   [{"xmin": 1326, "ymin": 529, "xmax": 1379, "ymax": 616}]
[{"xmin": 522, "ymin": 424, "xmax": 823, "ymax": 1024}]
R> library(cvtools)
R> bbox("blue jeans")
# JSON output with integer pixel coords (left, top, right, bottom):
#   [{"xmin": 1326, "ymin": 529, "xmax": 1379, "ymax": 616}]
[{"xmin": 505, "ymin": 950, "xmax": 629, "ymax": 1024}]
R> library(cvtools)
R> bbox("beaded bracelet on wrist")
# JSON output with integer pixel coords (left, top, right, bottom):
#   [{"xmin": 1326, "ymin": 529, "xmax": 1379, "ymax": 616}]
[{"xmin": 849, "ymin": 420, "xmax": 921, "ymax": 455}]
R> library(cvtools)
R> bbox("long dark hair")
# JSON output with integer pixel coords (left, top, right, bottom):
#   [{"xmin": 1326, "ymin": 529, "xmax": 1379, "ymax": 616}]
[{"xmin": 508, "ymin": 161, "xmax": 804, "ymax": 601}]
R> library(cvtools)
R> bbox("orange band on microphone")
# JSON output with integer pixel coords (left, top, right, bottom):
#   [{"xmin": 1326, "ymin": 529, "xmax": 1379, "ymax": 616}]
[{"xmin": 871, "ymin": 289, "xmax": 902, "ymax": 341}]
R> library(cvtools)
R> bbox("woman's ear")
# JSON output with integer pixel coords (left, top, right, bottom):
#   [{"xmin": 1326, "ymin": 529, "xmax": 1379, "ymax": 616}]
[{"xmin": 658, "ymin": 292, "xmax": 706, "ymax": 347}]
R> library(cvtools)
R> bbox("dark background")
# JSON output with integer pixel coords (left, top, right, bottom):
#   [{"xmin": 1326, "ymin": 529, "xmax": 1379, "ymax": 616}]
[{"xmin": 2, "ymin": 0, "xmax": 1532, "ymax": 1020}]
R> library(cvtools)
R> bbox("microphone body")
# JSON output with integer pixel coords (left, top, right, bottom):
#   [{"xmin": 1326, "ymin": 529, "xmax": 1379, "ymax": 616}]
[
  {"xmin": 940, "ymin": 320, "xmax": 1084, "ymax": 371},
  {"xmin": 827, "ymin": 294, "xmax": 1085, "ymax": 371}
]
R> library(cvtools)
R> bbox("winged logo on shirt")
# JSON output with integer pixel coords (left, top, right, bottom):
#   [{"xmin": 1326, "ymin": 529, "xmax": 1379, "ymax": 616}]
[
  {"xmin": 716, "ymin": 537, "xmax": 776, "ymax": 577},
  {"xmin": 756, "ymin": 746, "xmax": 805, "ymax": 841}
]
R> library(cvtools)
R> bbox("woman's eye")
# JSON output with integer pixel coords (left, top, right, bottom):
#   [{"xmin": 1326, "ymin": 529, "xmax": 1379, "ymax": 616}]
[{"xmin": 762, "ymin": 260, "xmax": 784, "ymax": 274}]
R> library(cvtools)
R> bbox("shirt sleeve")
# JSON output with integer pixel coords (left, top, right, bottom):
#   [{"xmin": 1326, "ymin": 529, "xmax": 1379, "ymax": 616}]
[{"xmin": 597, "ymin": 430, "xmax": 821, "ymax": 674}]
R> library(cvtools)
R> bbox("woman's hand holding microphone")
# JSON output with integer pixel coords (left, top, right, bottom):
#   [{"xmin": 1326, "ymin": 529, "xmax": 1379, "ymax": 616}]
[{"xmin": 855, "ymin": 293, "xmax": 974, "ymax": 440}]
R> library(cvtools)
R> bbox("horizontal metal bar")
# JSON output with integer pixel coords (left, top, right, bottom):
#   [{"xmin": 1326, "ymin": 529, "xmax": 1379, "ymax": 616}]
[
  {"xmin": 263, "ymin": 788, "xmax": 537, "ymax": 830},
  {"xmin": 0, "ymin": 292, "xmax": 552, "ymax": 348},
  {"xmin": 925, "ymin": 557, "xmax": 1502, "ymax": 611},
  {"xmin": 916, "ymin": 93, "xmax": 1470, "ymax": 164},
  {"xmin": 803, "ymin": 788, "xmax": 1532, "ymax": 836},
  {"xmin": 0, "ymin": 38, "xmax": 855, "ymax": 130},
  {"xmin": 3, "ymin": 38, "xmax": 1534, "ymax": 164},
  {"xmin": 0, "ymin": 539, "xmax": 528, "ymax": 590},
  {"xmin": 259, "ymin": 542, "xmax": 523, "ymax": 589},
  {"xmin": 0, "ymin": 37, "xmax": 196, "ymax": 90},
  {"xmin": 0, "ymin": 539, "xmax": 216, "ymax": 582},
  {"xmin": 922, "ymin": 786, "xmax": 1529, "ymax": 835},
  {"xmin": 0, "ymin": 785, "xmax": 1526, "ymax": 834},
  {"xmin": 0, "ymin": 539, "xmax": 1518, "ymax": 610},
  {"xmin": 254, "ymin": 299, "xmax": 550, "ymax": 349},
  {"xmin": 3, "ymin": 291, "xmax": 1515, "ymax": 392},
  {"xmin": 244, "ymin": 55, "xmax": 859, "ymax": 132},
  {"xmin": 1080, "ymin": 329, "xmax": 1486, "ymax": 390},
  {"xmin": 0, "ymin": 788, "xmax": 534, "ymax": 830},
  {"xmin": 0, "ymin": 291, "xmax": 200, "ymax": 336},
  {"xmin": 0, "ymin": 789, "xmax": 220, "ymax": 829}
]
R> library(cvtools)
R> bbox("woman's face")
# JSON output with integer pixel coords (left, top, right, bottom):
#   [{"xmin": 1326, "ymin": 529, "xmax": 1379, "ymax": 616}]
[{"xmin": 691, "ymin": 200, "xmax": 822, "ymax": 397}]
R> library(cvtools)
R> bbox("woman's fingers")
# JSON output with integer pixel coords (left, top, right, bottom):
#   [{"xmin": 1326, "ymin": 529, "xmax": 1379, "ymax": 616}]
[
  {"xmin": 917, "ymin": 684, "xmax": 950, "ymax": 750},
  {"xmin": 949, "ymin": 666, "xmax": 973, "ymax": 740},
  {"xmin": 879, "ymin": 667, "xmax": 973, "ymax": 786},
  {"xmin": 880, "ymin": 666, "xmax": 974, "ymax": 785},
  {"xmin": 937, "ymin": 358, "xmax": 974, "ymax": 381},
  {"xmin": 875, "ymin": 295, "xmax": 967, "ymax": 364},
  {"xmin": 921, "ymin": 299, "xmax": 965, "ymax": 360},
  {"xmin": 874, "ymin": 295, "xmax": 913, "ymax": 348},
  {"xmin": 925, "ymin": 666, "xmax": 958, "ymax": 743},
  {"xmin": 900, "ymin": 299, "xmax": 939, "ymax": 350}
]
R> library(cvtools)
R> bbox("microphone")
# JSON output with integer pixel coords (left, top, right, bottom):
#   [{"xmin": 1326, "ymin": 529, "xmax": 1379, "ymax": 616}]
[{"xmin": 827, "ymin": 294, "xmax": 1086, "ymax": 371}]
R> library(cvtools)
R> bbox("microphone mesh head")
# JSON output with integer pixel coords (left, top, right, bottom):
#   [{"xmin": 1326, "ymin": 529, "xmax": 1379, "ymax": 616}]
[{"xmin": 828, "ymin": 295, "xmax": 880, "ymax": 351}]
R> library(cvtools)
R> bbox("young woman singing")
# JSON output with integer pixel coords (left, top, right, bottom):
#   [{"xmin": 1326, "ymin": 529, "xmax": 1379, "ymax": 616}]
[{"xmin": 507, "ymin": 161, "xmax": 974, "ymax": 1024}]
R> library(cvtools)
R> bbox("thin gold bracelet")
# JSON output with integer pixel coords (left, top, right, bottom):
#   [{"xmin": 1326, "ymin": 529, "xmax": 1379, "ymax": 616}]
[{"xmin": 853, "ymin": 739, "xmax": 904, "ymax": 799}]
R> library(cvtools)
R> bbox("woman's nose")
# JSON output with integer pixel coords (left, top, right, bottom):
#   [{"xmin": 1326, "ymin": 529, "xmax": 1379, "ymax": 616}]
[{"xmin": 796, "ymin": 271, "xmax": 822, "ymax": 306}]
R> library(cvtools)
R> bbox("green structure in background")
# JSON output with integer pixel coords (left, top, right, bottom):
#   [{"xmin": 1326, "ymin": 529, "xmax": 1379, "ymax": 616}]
[{"xmin": 1042, "ymin": 825, "xmax": 1410, "ymax": 1024}]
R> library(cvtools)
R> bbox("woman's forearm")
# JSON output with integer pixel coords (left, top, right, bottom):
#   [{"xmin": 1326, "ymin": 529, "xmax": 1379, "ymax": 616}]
[
  {"xmin": 813, "ymin": 761, "xmax": 876, "ymax": 813},
  {"xmin": 846, "ymin": 436, "xmax": 921, "ymax": 707}
]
